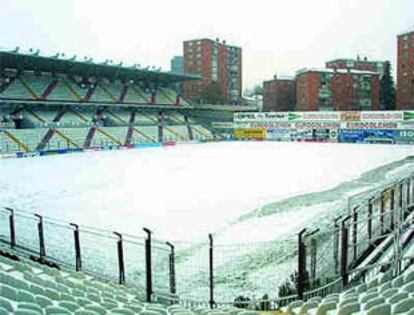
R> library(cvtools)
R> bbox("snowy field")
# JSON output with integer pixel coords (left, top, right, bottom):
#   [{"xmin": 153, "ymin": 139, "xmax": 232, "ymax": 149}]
[
  {"xmin": 0, "ymin": 141, "xmax": 414, "ymax": 301},
  {"xmin": 0, "ymin": 141, "xmax": 413, "ymax": 242}
]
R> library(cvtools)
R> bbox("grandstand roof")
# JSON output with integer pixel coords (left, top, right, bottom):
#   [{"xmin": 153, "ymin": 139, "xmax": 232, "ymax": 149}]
[{"xmin": 0, "ymin": 48, "xmax": 200, "ymax": 84}]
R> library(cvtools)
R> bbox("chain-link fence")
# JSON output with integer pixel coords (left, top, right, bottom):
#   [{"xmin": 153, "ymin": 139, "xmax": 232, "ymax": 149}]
[{"xmin": 1, "ymin": 174, "xmax": 414, "ymax": 309}]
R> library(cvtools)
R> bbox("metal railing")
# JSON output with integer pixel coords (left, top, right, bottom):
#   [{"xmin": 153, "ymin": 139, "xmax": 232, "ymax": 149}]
[{"xmin": 0, "ymin": 173, "xmax": 413, "ymax": 310}]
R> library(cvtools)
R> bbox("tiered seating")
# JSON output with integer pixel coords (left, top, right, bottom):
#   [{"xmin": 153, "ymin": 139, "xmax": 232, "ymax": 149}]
[
  {"xmin": 0, "ymin": 132, "xmax": 24, "ymax": 154},
  {"xmin": 158, "ymin": 88, "xmax": 177, "ymax": 105},
  {"xmin": 104, "ymin": 111, "xmax": 130, "ymax": 127},
  {"xmin": 90, "ymin": 86, "xmax": 113, "ymax": 103},
  {"xmin": 156, "ymin": 89, "xmax": 173, "ymax": 105},
  {"xmin": 100, "ymin": 82, "xmax": 121, "ymax": 101},
  {"xmin": 132, "ymin": 127, "xmax": 158, "ymax": 143},
  {"xmin": 60, "ymin": 111, "xmax": 90, "ymax": 127},
  {"xmin": 48, "ymin": 80, "xmax": 78, "ymax": 101},
  {"xmin": 58, "ymin": 128, "xmax": 90, "ymax": 147},
  {"xmin": 90, "ymin": 129, "xmax": 121, "ymax": 147},
  {"xmin": 23, "ymin": 74, "xmax": 51, "ymax": 97},
  {"xmin": 135, "ymin": 113, "xmax": 158, "ymax": 126},
  {"xmin": 36, "ymin": 111, "xmax": 58, "ymax": 124},
  {"xmin": 284, "ymin": 267, "xmax": 414, "ymax": 315},
  {"xmin": 186, "ymin": 118, "xmax": 214, "ymax": 140},
  {"xmin": 6, "ymin": 129, "xmax": 47, "ymax": 151},
  {"xmin": 0, "ymin": 245, "xmax": 255, "ymax": 315},
  {"xmin": 99, "ymin": 127, "xmax": 128, "ymax": 145},
  {"xmin": 0, "ymin": 79, "xmax": 32, "ymax": 99},
  {"xmin": 1, "ymin": 71, "xmax": 188, "ymax": 107},
  {"xmin": 163, "ymin": 126, "xmax": 189, "ymax": 142},
  {"xmin": 65, "ymin": 81, "xmax": 87, "ymax": 101}
]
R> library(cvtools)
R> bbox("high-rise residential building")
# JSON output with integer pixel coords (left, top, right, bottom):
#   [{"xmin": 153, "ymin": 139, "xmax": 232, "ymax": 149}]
[
  {"xmin": 296, "ymin": 68, "xmax": 380, "ymax": 111},
  {"xmin": 170, "ymin": 56, "xmax": 184, "ymax": 73},
  {"xmin": 263, "ymin": 76, "xmax": 296, "ymax": 111},
  {"xmin": 326, "ymin": 57, "xmax": 386, "ymax": 77},
  {"xmin": 182, "ymin": 38, "xmax": 242, "ymax": 104},
  {"xmin": 397, "ymin": 29, "xmax": 414, "ymax": 109}
]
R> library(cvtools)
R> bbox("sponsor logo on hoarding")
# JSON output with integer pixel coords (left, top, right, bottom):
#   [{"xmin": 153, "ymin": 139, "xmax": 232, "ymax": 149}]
[
  {"xmin": 339, "ymin": 129, "xmax": 395, "ymax": 143},
  {"xmin": 394, "ymin": 130, "xmax": 414, "ymax": 142},
  {"xmin": 346, "ymin": 122, "xmax": 398, "ymax": 129},
  {"xmin": 248, "ymin": 121, "xmax": 291, "ymax": 128},
  {"xmin": 295, "ymin": 122, "xmax": 341, "ymax": 129},
  {"xmin": 234, "ymin": 112, "xmax": 288, "ymax": 122},
  {"xmin": 300, "ymin": 112, "xmax": 340, "ymax": 121},
  {"xmin": 288, "ymin": 113, "xmax": 302, "ymax": 121},
  {"xmin": 266, "ymin": 128, "xmax": 290, "ymax": 140},
  {"xmin": 360, "ymin": 111, "xmax": 403, "ymax": 121},
  {"xmin": 341, "ymin": 111, "xmax": 361, "ymax": 122},
  {"xmin": 404, "ymin": 112, "xmax": 414, "ymax": 121},
  {"xmin": 234, "ymin": 128, "xmax": 266, "ymax": 139},
  {"xmin": 329, "ymin": 129, "xmax": 338, "ymax": 139}
]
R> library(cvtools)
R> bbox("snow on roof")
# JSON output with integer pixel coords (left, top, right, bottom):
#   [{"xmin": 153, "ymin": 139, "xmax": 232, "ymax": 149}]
[
  {"xmin": 398, "ymin": 27, "xmax": 414, "ymax": 37},
  {"xmin": 295, "ymin": 67, "xmax": 379, "ymax": 76},
  {"xmin": 326, "ymin": 58, "xmax": 386, "ymax": 65}
]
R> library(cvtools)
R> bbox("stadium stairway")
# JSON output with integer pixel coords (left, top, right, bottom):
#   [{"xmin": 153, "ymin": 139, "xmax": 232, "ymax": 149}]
[
  {"xmin": 1, "ymin": 130, "xmax": 29, "ymax": 153},
  {"xmin": 0, "ymin": 245, "xmax": 259, "ymax": 315},
  {"xmin": 282, "ymin": 266, "xmax": 414, "ymax": 315}
]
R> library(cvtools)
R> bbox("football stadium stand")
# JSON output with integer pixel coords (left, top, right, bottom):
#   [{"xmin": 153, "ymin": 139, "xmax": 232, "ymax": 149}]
[{"xmin": 0, "ymin": 48, "xmax": 217, "ymax": 155}]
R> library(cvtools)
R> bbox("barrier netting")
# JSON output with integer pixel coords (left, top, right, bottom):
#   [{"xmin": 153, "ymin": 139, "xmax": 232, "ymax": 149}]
[{"xmin": 1, "ymin": 174, "xmax": 414, "ymax": 308}]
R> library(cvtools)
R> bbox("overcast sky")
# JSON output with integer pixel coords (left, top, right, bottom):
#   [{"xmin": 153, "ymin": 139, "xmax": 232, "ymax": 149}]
[{"xmin": 1, "ymin": 0, "xmax": 413, "ymax": 90}]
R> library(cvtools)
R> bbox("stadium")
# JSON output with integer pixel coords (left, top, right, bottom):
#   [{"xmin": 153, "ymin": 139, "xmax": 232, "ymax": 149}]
[{"xmin": 1, "ymin": 44, "xmax": 414, "ymax": 315}]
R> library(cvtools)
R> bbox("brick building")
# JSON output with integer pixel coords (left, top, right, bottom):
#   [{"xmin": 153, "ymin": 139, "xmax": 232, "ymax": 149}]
[
  {"xmin": 397, "ymin": 29, "xmax": 414, "ymax": 109},
  {"xmin": 296, "ymin": 68, "xmax": 380, "ymax": 111},
  {"xmin": 183, "ymin": 38, "xmax": 242, "ymax": 104},
  {"xmin": 326, "ymin": 57, "xmax": 386, "ymax": 77},
  {"xmin": 263, "ymin": 76, "xmax": 296, "ymax": 111}
]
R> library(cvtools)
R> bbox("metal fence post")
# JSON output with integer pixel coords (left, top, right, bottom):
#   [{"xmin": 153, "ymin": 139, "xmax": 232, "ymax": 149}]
[
  {"xmin": 4, "ymin": 208, "xmax": 15, "ymax": 248},
  {"xmin": 334, "ymin": 216, "xmax": 342, "ymax": 275},
  {"xmin": 34, "ymin": 214, "xmax": 45, "ymax": 260},
  {"xmin": 70, "ymin": 223, "xmax": 82, "ymax": 272},
  {"xmin": 310, "ymin": 238, "xmax": 317, "ymax": 280},
  {"xmin": 380, "ymin": 192, "xmax": 385, "ymax": 235},
  {"xmin": 114, "ymin": 232, "xmax": 125, "ymax": 285},
  {"xmin": 367, "ymin": 200, "xmax": 373, "ymax": 242},
  {"xmin": 166, "ymin": 242, "xmax": 176, "ymax": 297},
  {"xmin": 353, "ymin": 207, "xmax": 358, "ymax": 262},
  {"xmin": 208, "ymin": 233, "xmax": 215, "ymax": 309},
  {"xmin": 144, "ymin": 228, "xmax": 153, "ymax": 302},
  {"xmin": 341, "ymin": 215, "xmax": 351, "ymax": 287},
  {"xmin": 390, "ymin": 189, "xmax": 395, "ymax": 231},
  {"xmin": 297, "ymin": 228, "xmax": 307, "ymax": 300}
]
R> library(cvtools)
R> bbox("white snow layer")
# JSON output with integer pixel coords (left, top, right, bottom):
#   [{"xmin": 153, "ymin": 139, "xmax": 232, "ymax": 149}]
[{"xmin": 0, "ymin": 141, "xmax": 413, "ymax": 243}]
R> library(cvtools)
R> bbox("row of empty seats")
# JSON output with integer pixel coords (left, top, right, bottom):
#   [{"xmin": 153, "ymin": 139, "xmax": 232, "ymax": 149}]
[
  {"xmin": 0, "ymin": 74, "xmax": 185, "ymax": 106},
  {"xmin": 0, "ymin": 244, "xmax": 258, "ymax": 315},
  {"xmin": 5, "ymin": 110, "xmax": 198, "ymax": 129},
  {"xmin": 284, "ymin": 266, "xmax": 414, "ymax": 315}
]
